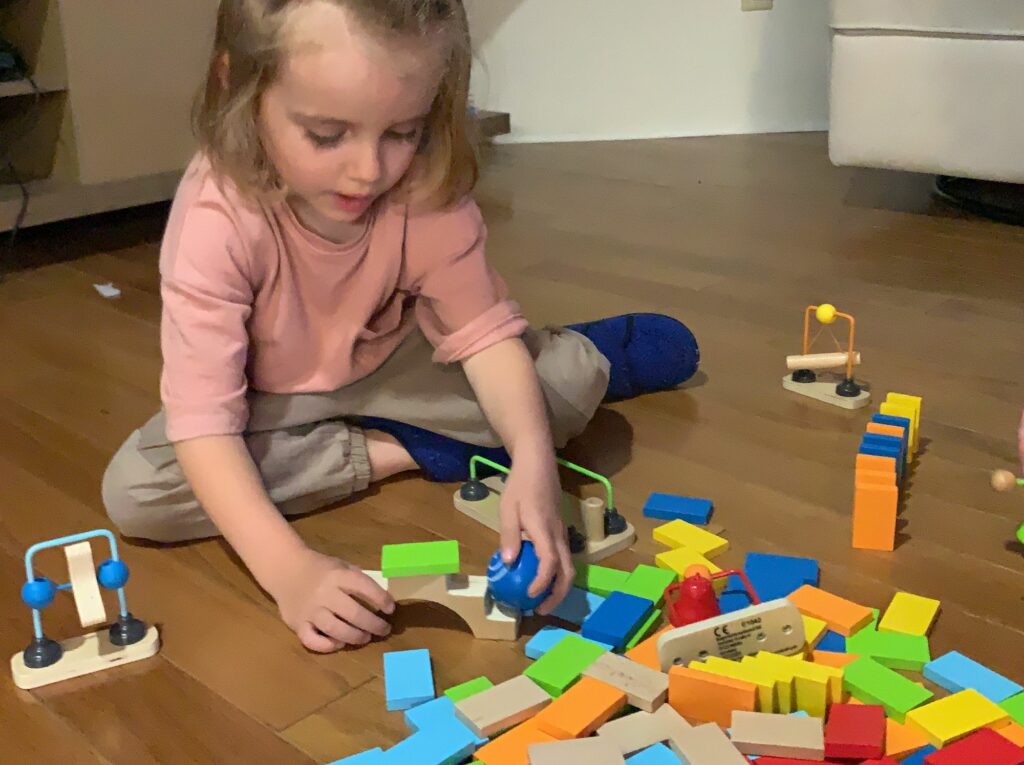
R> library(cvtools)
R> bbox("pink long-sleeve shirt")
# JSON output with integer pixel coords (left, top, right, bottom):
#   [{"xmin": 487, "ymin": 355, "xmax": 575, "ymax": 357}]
[{"xmin": 158, "ymin": 154, "xmax": 528, "ymax": 443}]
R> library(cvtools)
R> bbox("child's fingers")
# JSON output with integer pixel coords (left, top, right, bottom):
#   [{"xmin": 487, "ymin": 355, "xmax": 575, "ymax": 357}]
[
  {"xmin": 312, "ymin": 608, "xmax": 371, "ymax": 647},
  {"xmin": 345, "ymin": 572, "xmax": 397, "ymax": 616},
  {"xmin": 298, "ymin": 622, "xmax": 344, "ymax": 654},
  {"xmin": 536, "ymin": 536, "xmax": 575, "ymax": 615},
  {"xmin": 499, "ymin": 504, "xmax": 523, "ymax": 564},
  {"xmin": 328, "ymin": 590, "xmax": 392, "ymax": 638},
  {"xmin": 527, "ymin": 529, "xmax": 559, "ymax": 598}
]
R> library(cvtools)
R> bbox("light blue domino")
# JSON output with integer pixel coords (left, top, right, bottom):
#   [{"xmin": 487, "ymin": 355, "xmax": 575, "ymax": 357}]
[
  {"xmin": 383, "ymin": 715, "xmax": 478, "ymax": 765},
  {"xmin": 924, "ymin": 651, "xmax": 1024, "ymax": 703},
  {"xmin": 626, "ymin": 743, "xmax": 679, "ymax": 764},
  {"xmin": 642, "ymin": 493, "xmax": 713, "ymax": 523},
  {"xmin": 525, "ymin": 626, "xmax": 613, "ymax": 660},
  {"xmin": 327, "ymin": 748, "xmax": 386, "ymax": 764},
  {"xmin": 384, "ymin": 649, "xmax": 435, "ymax": 711},
  {"xmin": 550, "ymin": 586, "xmax": 605, "ymax": 625}
]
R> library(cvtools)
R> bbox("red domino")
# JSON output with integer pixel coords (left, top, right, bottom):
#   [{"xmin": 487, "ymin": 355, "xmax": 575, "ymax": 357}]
[
  {"xmin": 924, "ymin": 728, "xmax": 1024, "ymax": 765},
  {"xmin": 860, "ymin": 759, "xmax": 900, "ymax": 765},
  {"xmin": 825, "ymin": 703, "xmax": 886, "ymax": 759}
]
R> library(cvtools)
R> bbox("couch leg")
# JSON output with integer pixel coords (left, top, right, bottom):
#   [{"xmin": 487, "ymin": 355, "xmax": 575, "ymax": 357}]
[{"xmin": 934, "ymin": 176, "xmax": 1024, "ymax": 227}]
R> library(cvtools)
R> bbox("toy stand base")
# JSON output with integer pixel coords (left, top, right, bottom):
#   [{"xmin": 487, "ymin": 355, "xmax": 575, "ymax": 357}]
[
  {"xmin": 782, "ymin": 373, "xmax": 871, "ymax": 410},
  {"xmin": 454, "ymin": 475, "xmax": 636, "ymax": 564},
  {"xmin": 11, "ymin": 625, "xmax": 160, "ymax": 690}
]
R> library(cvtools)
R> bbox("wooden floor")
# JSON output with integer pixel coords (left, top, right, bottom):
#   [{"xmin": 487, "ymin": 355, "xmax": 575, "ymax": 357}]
[{"xmin": 1, "ymin": 133, "xmax": 1022, "ymax": 764}]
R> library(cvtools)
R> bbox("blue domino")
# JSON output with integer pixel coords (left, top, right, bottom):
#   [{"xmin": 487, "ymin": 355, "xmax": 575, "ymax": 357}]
[
  {"xmin": 525, "ymin": 626, "xmax": 613, "ymax": 660},
  {"xmin": 642, "ymin": 493, "xmax": 713, "ymax": 524},
  {"xmin": 924, "ymin": 651, "xmax": 1024, "ymax": 703},
  {"xmin": 859, "ymin": 442, "xmax": 903, "ymax": 480},
  {"xmin": 863, "ymin": 432, "xmax": 905, "ymax": 464},
  {"xmin": 817, "ymin": 630, "xmax": 847, "ymax": 652},
  {"xmin": 902, "ymin": 745, "xmax": 938, "ymax": 765},
  {"xmin": 550, "ymin": 586, "xmax": 605, "ymax": 625},
  {"xmin": 744, "ymin": 552, "xmax": 819, "ymax": 601},
  {"xmin": 581, "ymin": 591, "xmax": 654, "ymax": 650},
  {"xmin": 404, "ymin": 696, "xmax": 487, "ymax": 748},
  {"xmin": 873, "ymin": 413, "xmax": 912, "ymax": 438},
  {"xmin": 384, "ymin": 649, "xmax": 435, "ymax": 711},
  {"xmin": 384, "ymin": 715, "xmax": 478, "ymax": 764},
  {"xmin": 327, "ymin": 748, "xmax": 386, "ymax": 765},
  {"xmin": 719, "ymin": 576, "xmax": 753, "ymax": 614},
  {"xmin": 626, "ymin": 743, "xmax": 678, "ymax": 764}
]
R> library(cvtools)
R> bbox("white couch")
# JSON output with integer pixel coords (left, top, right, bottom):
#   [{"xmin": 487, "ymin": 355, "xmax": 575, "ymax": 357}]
[{"xmin": 828, "ymin": 0, "xmax": 1024, "ymax": 185}]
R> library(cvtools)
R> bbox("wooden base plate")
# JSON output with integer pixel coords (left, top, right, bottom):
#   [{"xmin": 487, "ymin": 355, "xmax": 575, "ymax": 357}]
[
  {"xmin": 454, "ymin": 475, "xmax": 635, "ymax": 563},
  {"xmin": 11, "ymin": 625, "xmax": 160, "ymax": 690},
  {"xmin": 782, "ymin": 373, "xmax": 871, "ymax": 410}
]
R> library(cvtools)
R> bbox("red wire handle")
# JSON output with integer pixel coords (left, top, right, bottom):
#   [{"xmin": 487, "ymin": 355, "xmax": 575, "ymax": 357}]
[{"xmin": 710, "ymin": 569, "xmax": 761, "ymax": 604}]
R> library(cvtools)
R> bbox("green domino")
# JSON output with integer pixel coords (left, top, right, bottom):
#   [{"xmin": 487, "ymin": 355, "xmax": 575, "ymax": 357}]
[
  {"xmin": 847, "ymin": 627, "xmax": 931, "ymax": 672},
  {"xmin": 1002, "ymin": 692, "xmax": 1024, "ymax": 725},
  {"xmin": 843, "ymin": 656, "xmax": 933, "ymax": 722},
  {"xmin": 617, "ymin": 565, "xmax": 676, "ymax": 606},
  {"xmin": 524, "ymin": 634, "xmax": 607, "ymax": 697},
  {"xmin": 625, "ymin": 608, "xmax": 663, "ymax": 651},
  {"xmin": 381, "ymin": 540, "xmax": 459, "ymax": 578},
  {"xmin": 444, "ymin": 676, "xmax": 494, "ymax": 703},
  {"xmin": 575, "ymin": 564, "xmax": 630, "ymax": 597}
]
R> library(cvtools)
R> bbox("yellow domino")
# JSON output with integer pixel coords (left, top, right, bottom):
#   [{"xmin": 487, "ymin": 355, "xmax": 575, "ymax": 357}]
[
  {"xmin": 878, "ymin": 592, "xmax": 940, "ymax": 636},
  {"xmin": 654, "ymin": 546, "xmax": 722, "ymax": 578},
  {"xmin": 883, "ymin": 392, "xmax": 922, "ymax": 453},
  {"xmin": 652, "ymin": 520, "xmax": 729, "ymax": 559},
  {"xmin": 751, "ymin": 653, "xmax": 835, "ymax": 718},
  {"xmin": 802, "ymin": 615, "xmax": 828, "ymax": 649},
  {"xmin": 741, "ymin": 655, "xmax": 795, "ymax": 714},
  {"xmin": 905, "ymin": 689, "xmax": 1011, "ymax": 747},
  {"xmin": 690, "ymin": 657, "xmax": 776, "ymax": 713}
]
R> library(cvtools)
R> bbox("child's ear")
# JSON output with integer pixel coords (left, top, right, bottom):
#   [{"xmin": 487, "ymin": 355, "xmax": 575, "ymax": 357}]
[{"xmin": 217, "ymin": 52, "xmax": 230, "ymax": 90}]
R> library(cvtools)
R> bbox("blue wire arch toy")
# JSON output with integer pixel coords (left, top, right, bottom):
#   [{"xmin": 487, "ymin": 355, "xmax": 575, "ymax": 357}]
[{"xmin": 11, "ymin": 529, "xmax": 160, "ymax": 690}]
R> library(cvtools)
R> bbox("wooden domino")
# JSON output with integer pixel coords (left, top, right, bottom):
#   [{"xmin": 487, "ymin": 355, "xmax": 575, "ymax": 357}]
[
  {"xmin": 583, "ymin": 650, "xmax": 669, "ymax": 712},
  {"xmin": 596, "ymin": 705, "xmax": 692, "ymax": 755},
  {"xmin": 64, "ymin": 541, "xmax": 107, "ymax": 628},
  {"xmin": 668, "ymin": 722, "xmax": 750, "ymax": 764},
  {"xmin": 453, "ymin": 674, "xmax": 551, "ymax": 738},
  {"xmin": 527, "ymin": 737, "xmax": 626, "ymax": 765},
  {"xmin": 730, "ymin": 711, "xmax": 825, "ymax": 758}
]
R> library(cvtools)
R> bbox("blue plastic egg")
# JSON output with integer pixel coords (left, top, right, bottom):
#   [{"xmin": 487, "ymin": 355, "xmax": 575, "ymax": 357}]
[
  {"xmin": 487, "ymin": 541, "xmax": 552, "ymax": 612},
  {"xmin": 97, "ymin": 559, "xmax": 129, "ymax": 589},
  {"xmin": 22, "ymin": 577, "xmax": 57, "ymax": 609}
]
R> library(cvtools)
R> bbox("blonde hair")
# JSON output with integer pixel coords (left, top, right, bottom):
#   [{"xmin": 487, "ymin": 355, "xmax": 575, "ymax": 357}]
[{"xmin": 192, "ymin": 0, "xmax": 478, "ymax": 208}]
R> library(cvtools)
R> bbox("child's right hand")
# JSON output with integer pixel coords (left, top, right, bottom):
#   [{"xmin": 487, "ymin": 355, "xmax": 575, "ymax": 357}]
[{"xmin": 271, "ymin": 547, "xmax": 396, "ymax": 653}]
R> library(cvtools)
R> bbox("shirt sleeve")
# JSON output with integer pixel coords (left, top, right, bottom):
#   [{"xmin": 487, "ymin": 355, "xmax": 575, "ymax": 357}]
[
  {"xmin": 159, "ymin": 199, "xmax": 254, "ymax": 442},
  {"xmin": 408, "ymin": 197, "xmax": 529, "ymax": 363}
]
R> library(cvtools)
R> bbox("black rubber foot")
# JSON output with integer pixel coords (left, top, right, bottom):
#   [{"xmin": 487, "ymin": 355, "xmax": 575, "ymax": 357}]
[
  {"xmin": 835, "ymin": 378, "xmax": 862, "ymax": 398},
  {"xmin": 567, "ymin": 526, "xmax": 586, "ymax": 554},
  {"xmin": 934, "ymin": 176, "xmax": 1024, "ymax": 227},
  {"xmin": 604, "ymin": 508, "xmax": 628, "ymax": 535},
  {"xmin": 459, "ymin": 480, "xmax": 490, "ymax": 501},
  {"xmin": 109, "ymin": 613, "xmax": 147, "ymax": 646},
  {"xmin": 23, "ymin": 636, "xmax": 62, "ymax": 668},
  {"xmin": 791, "ymin": 368, "xmax": 816, "ymax": 384}
]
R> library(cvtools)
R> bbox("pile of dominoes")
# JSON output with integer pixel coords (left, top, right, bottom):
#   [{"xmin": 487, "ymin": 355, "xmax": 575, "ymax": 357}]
[
  {"xmin": 332, "ymin": 493, "xmax": 1024, "ymax": 765},
  {"xmin": 853, "ymin": 392, "xmax": 922, "ymax": 552}
]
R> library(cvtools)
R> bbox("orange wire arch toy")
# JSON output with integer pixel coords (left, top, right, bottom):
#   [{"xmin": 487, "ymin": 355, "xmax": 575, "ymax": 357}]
[{"xmin": 782, "ymin": 303, "xmax": 871, "ymax": 410}]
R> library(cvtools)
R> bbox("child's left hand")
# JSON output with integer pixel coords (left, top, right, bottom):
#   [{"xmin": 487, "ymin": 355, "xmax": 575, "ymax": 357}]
[{"xmin": 498, "ymin": 452, "xmax": 574, "ymax": 615}]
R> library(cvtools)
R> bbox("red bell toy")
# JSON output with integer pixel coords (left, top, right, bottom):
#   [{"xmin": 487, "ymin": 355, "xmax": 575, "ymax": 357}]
[{"xmin": 664, "ymin": 565, "xmax": 761, "ymax": 628}]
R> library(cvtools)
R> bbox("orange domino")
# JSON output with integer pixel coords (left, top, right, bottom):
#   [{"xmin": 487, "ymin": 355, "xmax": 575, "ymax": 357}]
[
  {"xmin": 886, "ymin": 716, "xmax": 932, "ymax": 758},
  {"xmin": 812, "ymin": 650, "xmax": 860, "ymax": 669},
  {"xmin": 786, "ymin": 585, "xmax": 873, "ymax": 636},
  {"xmin": 853, "ymin": 481, "xmax": 898, "ymax": 551},
  {"xmin": 867, "ymin": 422, "xmax": 908, "ymax": 462},
  {"xmin": 626, "ymin": 626, "xmax": 672, "ymax": 671},
  {"xmin": 998, "ymin": 722, "xmax": 1024, "ymax": 747},
  {"xmin": 473, "ymin": 718, "xmax": 559, "ymax": 765},
  {"xmin": 856, "ymin": 453, "xmax": 898, "ymax": 474},
  {"xmin": 668, "ymin": 666, "xmax": 757, "ymax": 727},
  {"xmin": 856, "ymin": 468, "xmax": 897, "ymax": 488},
  {"xmin": 533, "ymin": 676, "xmax": 627, "ymax": 739}
]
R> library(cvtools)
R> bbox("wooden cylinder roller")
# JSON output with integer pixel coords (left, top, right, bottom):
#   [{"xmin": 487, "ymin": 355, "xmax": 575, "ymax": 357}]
[
  {"xmin": 581, "ymin": 497, "xmax": 607, "ymax": 542},
  {"xmin": 786, "ymin": 351, "xmax": 861, "ymax": 371}
]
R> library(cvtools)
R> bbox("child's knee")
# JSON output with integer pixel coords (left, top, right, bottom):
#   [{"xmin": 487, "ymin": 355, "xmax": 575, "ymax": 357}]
[
  {"xmin": 533, "ymin": 328, "xmax": 611, "ymax": 445},
  {"xmin": 101, "ymin": 436, "xmax": 196, "ymax": 543}
]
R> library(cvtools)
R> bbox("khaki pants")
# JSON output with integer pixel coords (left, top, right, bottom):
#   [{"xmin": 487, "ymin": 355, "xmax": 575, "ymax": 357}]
[{"xmin": 102, "ymin": 328, "xmax": 609, "ymax": 543}]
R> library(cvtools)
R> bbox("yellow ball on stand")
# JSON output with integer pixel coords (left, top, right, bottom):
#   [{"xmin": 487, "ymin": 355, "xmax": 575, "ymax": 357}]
[{"xmin": 815, "ymin": 304, "xmax": 837, "ymax": 324}]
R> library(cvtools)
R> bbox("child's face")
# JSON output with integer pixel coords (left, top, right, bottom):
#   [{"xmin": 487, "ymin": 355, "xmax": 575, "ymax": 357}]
[{"xmin": 259, "ymin": 2, "xmax": 448, "ymax": 237}]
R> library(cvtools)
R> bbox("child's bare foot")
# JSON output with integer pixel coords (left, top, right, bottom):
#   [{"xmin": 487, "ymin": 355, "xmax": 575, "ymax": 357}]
[{"xmin": 365, "ymin": 429, "xmax": 418, "ymax": 481}]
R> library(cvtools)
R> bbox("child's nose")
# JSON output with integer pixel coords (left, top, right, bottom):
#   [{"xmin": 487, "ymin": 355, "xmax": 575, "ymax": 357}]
[{"xmin": 347, "ymin": 140, "xmax": 382, "ymax": 188}]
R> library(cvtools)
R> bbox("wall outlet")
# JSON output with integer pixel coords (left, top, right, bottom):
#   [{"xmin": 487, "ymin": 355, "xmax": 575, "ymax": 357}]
[{"xmin": 741, "ymin": 0, "xmax": 774, "ymax": 10}]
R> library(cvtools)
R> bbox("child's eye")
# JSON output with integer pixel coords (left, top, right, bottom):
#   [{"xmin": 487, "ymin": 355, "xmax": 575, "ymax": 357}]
[
  {"xmin": 306, "ymin": 130, "xmax": 344, "ymax": 148},
  {"xmin": 386, "ymin": 129, "xmax": 419, "ymax": 142}
]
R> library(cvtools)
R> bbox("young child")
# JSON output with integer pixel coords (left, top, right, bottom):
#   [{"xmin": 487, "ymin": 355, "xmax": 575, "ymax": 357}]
[{"xmin": 102, "ymin": 0, "xmax": 699, "ymax": 653}]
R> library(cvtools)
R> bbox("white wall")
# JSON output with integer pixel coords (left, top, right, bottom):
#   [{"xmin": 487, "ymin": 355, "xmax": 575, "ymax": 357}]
[{"xmin": 466, "ymin": 0, "xmax": 831, "ymax": 143}]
